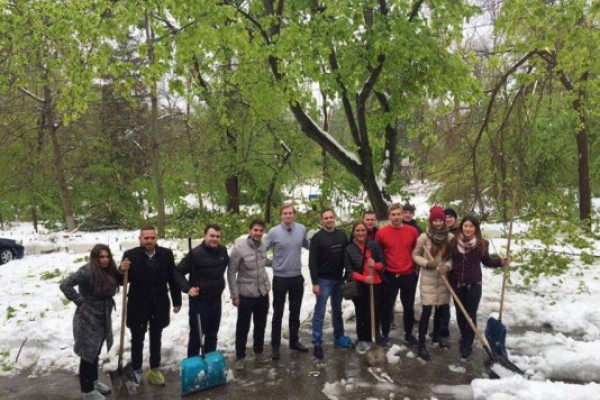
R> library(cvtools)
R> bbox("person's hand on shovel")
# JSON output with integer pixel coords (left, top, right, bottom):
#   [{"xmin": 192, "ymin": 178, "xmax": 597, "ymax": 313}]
[
  {"xmin": 189, "ymin": 287, "xmax": 200, "ymax": 297},
  {"xmin": 501, "ymin": 257, "xmax": 510, "ymax": 267},
  {"xmin": 365, "ymin": 257, "xmax": 375, "ymax": 284},
  {"xmin": 119, "ymin": 258, "xmax": 131, "ymax": 272},
  {"xmin": 437, "ymin": 264, "xmax": 449, "ymax": 276}
]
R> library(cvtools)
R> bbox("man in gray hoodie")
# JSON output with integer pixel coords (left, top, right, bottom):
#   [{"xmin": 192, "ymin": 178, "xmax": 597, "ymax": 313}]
[
  {"xmin": 227, "ymin": 220, "xmax": 272, "ymax": 370},
  {"xmin": 266, "ymin": 203, "xmax": 310, "ymax": 360}
]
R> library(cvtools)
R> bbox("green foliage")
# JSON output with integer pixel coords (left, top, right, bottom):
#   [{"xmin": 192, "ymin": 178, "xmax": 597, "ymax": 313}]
[
  {"xmin": 513, "ymin": 197, "xmax": 597, "ymax": 286},
  {"xmin": 6, "ymin": 306, "xmax": 16, "ymax": 320},
  {"xmin": 40, "ymin": 269, "xmax": 62, "ymax": 281}
]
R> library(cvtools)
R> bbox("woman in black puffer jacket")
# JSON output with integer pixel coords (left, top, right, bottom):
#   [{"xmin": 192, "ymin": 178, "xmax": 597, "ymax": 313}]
[{"xmin": 344, "ymin": 221, "xmax": 386, "ymax": 353}]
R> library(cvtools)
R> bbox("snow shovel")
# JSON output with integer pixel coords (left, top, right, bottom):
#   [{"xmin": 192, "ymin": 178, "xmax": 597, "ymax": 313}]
[
  {"xmin": 109, "ymin": 268, "xmax": 137, "ymax": 396},
  {"xmin": 180, "ymin": 314, "xmax": 227, "ymax": 395},
  {"xmin": 365, "ymin": 264, "xmax": 386, "ymax": 365},
  {"xmin": 485, "ymin": 191, "xmax": 516, "ymax": 359},
  {"xmin": 440, "ymin": 274, "xmax": 523, "ymax": 376}
]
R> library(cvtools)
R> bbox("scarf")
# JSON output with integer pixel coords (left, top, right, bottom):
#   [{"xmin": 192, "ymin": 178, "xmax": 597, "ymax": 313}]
[
  {"xmin": 457, "ymin": 234, "xmax": 477, "ymax": 254},
  {"xmin": 427, "ymin": 226, "xmax": 449, "ymax": 246}
]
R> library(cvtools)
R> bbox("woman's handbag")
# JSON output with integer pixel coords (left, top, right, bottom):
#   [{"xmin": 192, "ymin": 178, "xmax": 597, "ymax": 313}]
[{"xmin": 341, "ymin": 279, "xmax": 359, "ymax": 300}]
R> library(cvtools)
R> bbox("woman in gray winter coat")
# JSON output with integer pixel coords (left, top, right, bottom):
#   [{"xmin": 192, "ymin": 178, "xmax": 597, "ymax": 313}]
[{"xmin": 60, "ymin": 244, "xmax": 126, "ymax": 400}]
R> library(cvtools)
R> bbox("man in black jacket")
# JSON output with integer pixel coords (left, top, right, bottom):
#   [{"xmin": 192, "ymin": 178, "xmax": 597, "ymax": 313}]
[
  {"xmin": 309, "ymin": 208, "xmax": 351, "ymax": 359},
  {"xmin": 175, "ymin": 224, "xmax": 229, "ymax": 357},
  {"xmin": 120, "ymin": 225, "xmax": 182, "ymax": 386}
]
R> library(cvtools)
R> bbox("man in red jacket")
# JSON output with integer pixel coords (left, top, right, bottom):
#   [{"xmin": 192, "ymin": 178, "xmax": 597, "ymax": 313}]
[{"xmin": 375, "ymin": 203, "xmax": 420, "ymax": 346}]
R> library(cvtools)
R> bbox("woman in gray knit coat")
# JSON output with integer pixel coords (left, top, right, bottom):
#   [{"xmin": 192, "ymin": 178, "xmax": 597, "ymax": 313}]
[{"xmin": 60, "ymin": 244, "xmax": 126, "ymax": 400}]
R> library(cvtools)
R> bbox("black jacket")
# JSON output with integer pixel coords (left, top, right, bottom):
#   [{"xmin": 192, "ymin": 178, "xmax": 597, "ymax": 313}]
[
  {"xmin": 175, "ymin": 242, "xmax": 229, "ymax": 299},
  {"xmin": 122, "ymin": 246, "xmax": 182, "ymax": 329},
  {"xmin": 344, "ymin": 240, "xmax": 386, "ymax": 279},
  {"xmin": 308, "ymin": 228, "xmax": 347, "ymax": 284}
]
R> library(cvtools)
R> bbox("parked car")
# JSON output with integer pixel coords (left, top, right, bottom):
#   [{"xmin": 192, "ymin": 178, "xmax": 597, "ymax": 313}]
[{"xmin": 0, "ymin": 238, "xmax": 24, "ymax": 264}]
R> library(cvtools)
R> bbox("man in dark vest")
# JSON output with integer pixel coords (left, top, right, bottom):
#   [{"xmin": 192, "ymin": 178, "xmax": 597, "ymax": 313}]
[{"xmin": 175, "ymin": 224, "xmax": 229, "ymax": 358}]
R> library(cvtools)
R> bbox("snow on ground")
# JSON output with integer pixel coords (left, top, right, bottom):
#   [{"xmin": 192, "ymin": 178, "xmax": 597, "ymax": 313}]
[{"xmin": 1, "ymin": 213, "xmax": 600, "ymax": 399}]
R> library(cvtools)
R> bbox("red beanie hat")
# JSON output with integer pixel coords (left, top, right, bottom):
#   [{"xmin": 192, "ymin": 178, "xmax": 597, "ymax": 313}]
[{"xmin": 429, "ymin": 206, "xmax": 446, "ymax": 223}]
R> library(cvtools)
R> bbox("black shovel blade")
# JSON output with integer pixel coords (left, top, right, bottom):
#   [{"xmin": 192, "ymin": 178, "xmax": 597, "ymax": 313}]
[
  {"xmin": 485, "ymin": 317, "xmax": 508, "ymax": 358},
  {"xmin": 482, "ymin": 343, "xmax": 525, "ymax": 377},
  {"xmin": 109, "ymin": 363, "xmax": 138, "ymax": 397}
]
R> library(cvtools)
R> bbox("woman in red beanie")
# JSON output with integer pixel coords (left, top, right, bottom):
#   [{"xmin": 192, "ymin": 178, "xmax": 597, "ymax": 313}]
[{"xmin": 412, "ymin": 206, "xmax": 453, "ymax": 361}]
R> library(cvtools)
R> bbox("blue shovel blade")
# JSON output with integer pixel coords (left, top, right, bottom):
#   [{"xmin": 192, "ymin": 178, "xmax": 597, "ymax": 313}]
[{"xmin": 180, "ymin": 352, "xmax": 227, "ymax": 396}]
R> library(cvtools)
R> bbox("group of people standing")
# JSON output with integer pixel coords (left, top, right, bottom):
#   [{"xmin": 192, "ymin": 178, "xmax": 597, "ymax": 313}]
[{"xmin": 60, "ymin": 202, "xmax": 508, "ymax": 400}]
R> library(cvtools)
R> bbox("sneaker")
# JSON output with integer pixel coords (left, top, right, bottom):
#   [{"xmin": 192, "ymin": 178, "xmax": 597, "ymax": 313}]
[
  {"xmin": 255, "ymin": 353, "xmax": 270, "ymax": 364},
  {"xmin": 82, "ymin": 390, "xmax": 105, "ymax": 400},
  {"xmin": 271, "ymin": 347, "xmax": 280, "ymax": 360},
  {"xmin": 355, "ymin": 341, "xmax": 371, "ymax": 355},
  {"xmin": 234, "ymin": 358, "xmax": 246, "ymax": 370},
  {"xmin": 377, "ymin": 336, "xmax": 390, "ymax": 347},
  {"xmin": 132, "ymin": 368, "xmax": 144, "ymax": 385},
  {"xmin": 289, "ymin": 342, "xmax": 309, "ymax": 352},
  {"xmin": 404, "ymin": 335, "xmax": 419, "ymax": 345},
  {"xmin": 333, "ymin": 336, "xmax": 353, "ymax": 348},
  {"xmin": 313, "ymin": 345, "xmax": 324, "ymax": 359},
  {"xmin": 417, "ymin": 346, "xmax": 431, "ymax": 361},
  {"xmin": 93, "ymin": 381, "xmax": 111, "ymax": 395},
  {"xmin": 146, "ymin": 368, "xmax": 165, "ymax": 386}
]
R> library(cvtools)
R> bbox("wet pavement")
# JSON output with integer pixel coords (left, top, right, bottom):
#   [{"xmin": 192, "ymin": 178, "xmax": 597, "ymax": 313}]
[{"xmin": 0, "ymin": 326, "xmax": 488, "ymax": 400}]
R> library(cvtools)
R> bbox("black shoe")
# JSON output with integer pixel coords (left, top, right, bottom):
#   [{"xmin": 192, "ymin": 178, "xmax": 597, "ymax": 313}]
[
  {"xmin": 313, "ymin": 345, "xmax": 324, "ymax": 359},
  {"xmin": 377, "ymin": 336, "xmax": 390, "ymax": 347},
  {"xmin": 459, "ymin": 343, "xmax": 472, "ymax": 358},
  {"xmin": 271, "ymin": 347, "xmax": 280, "ymax": 360},
  {"xmin": 417, "ymin": 346, "xmax": 431, "ymax": 361},
  {"xmin": 404, "ymin": 335, "xmax": 419, "ymax": 345},
  {"xmin": 289, "ymin": 342, "xmax": 309, "ymax": 353},
  {"xmin": 438, "ymin": 338, "xmax": 449, "ymax": 349}
]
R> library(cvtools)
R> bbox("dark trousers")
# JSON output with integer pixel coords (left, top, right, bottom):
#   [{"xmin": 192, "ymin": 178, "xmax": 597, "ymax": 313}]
[
  {"xmin": 418, "ymin": 304, "xmax": 449, "ymax": 345},
  {"xmin": 188, "ymin": 297, "xmax": 222, "ymax": 357},
  {"xmin": 352, "ymin": 283, "xmax": 383, "ymax": 342},
  {"xmin": 79, "ymin": 356, "xmax": 99, "ymax": 393},
  {"xmin": 381, "ymin": 272, "xmax": 418, "ymax": 338},
  {"xmin": 438, "ymin": 304, "xmax": 451, "ymax": 337},
  {"xmin": 452, "ymin": 282, "xmax": 482, "ymax": 347},
  {"xmin": 235, "ymin": 294, "xmax": 269, "ymax": 359},
  {"xmin": 131, "ymin": 317, "xmax": 163, "ymax": 370},
  {"xmin": 271, "ymin": 275, "xmax": 304, "ymax": 348}
]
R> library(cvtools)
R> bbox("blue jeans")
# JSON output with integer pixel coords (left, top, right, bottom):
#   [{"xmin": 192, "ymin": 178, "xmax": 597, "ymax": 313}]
[{"xmin": 311, "ymin": 278, "xmax": 344, "ymax": 346}]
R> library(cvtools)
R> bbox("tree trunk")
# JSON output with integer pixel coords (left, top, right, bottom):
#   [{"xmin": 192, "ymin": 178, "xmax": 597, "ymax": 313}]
[
  {"xmin": 226, "ymin": 175, "xmax": 240, "ymax": 213},
  {"xmin": 574, "ymin": 101, "xmax": 591, "ymax": 226},
  {"xmin": 224, "ymin": 127, "xmax": 240, "ymax": 213},
  {"xmin": 264, "ymin": 141, "xmax": 292, "ymax": 224},
  {"xmin": 145, "ymin": 11, "xmax": 166, "ymax": 236},
  {"xmin": 44, "ymin": 86, "xmax": 76, "ymax": 231}
]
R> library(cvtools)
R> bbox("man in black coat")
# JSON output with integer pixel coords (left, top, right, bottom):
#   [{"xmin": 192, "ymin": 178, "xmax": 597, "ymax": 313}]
[
  {"xmin": 175, "ymin": 224, "xmax": 229, "ymax": 357},
  {"xmin": 120, "ymin": 225, "xmax": 182, "ymax": 386}
]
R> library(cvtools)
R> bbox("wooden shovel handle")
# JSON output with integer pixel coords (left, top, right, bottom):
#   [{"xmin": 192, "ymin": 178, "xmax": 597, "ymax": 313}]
[
  {"xmin": 439, "ymin": 274, "xmax": 490, "ymax": 349},
  {"xmin": 369, "ymin": 265, "xmax": 375, "ymax": 342},
  {"xmin": 118, "ymin": 269, "xmax": 128, "ymax": 370},
  {"xmin": 499, "ymin": 189, "xmax": 517, "ymax": 320}
]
